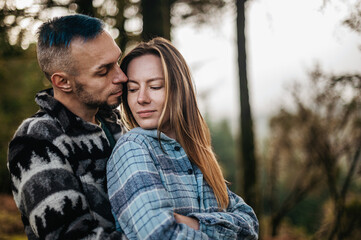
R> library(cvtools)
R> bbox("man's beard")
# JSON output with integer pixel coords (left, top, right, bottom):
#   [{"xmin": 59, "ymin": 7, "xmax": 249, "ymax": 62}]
[
  {"xmin": 100, "ymin": 101, "xmax": 121, "ymax": 110},
  {"xmin": 74, "ymin": 81, "xmax": 121, "ymax": 109}
]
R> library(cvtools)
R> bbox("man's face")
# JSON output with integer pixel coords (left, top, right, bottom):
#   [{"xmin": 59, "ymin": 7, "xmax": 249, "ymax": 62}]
[{"xmin": 69, "ymin": 31, "xmax": 127, "ymax": 109}]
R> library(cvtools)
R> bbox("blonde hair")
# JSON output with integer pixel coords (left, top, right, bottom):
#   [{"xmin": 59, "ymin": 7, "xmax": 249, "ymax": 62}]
[{"xmin": 120, "ymin": 37, "xmax": 229, "ymax": 209}]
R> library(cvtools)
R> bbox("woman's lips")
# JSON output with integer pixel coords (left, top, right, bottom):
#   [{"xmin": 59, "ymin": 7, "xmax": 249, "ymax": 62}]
[{"xmin": 137, "ymin": 110, "xmax": 155, "ymax": 118}]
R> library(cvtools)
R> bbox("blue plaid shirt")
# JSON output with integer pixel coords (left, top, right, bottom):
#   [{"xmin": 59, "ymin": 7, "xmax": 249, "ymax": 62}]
[{"xmin": 107, "ymin": 128, "xmax": 259, "ymax": 239}]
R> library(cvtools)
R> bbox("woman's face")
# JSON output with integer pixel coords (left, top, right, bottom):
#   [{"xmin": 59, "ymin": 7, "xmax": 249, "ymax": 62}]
[{"xmin": 126, "ymin": 54, "xmax": 174, "ymax": 137}]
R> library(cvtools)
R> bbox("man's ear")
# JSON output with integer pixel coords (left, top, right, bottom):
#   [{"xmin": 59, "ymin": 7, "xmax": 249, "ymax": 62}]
[{"xmin": 51, "ymin": 72, "xmax": 72, "ymax": 93}]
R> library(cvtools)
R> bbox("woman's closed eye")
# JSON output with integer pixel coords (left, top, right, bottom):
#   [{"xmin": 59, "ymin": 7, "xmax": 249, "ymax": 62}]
[
  {"xmin": 150, "ymin": 85, "xmax": 163, "ymax": 90},
  {"xmin": 127, "ymin": 82, "xmax": 138, "ymax": 92},
  {"xmin": 128, "ymin": 87, "xmax": 138, "ymax": 93}
]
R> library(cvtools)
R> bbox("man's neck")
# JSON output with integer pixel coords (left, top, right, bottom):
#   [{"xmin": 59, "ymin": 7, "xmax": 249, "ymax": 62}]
[{"xmin": 54, "ymin": 91, "xmax": 99, "ymax": 124}]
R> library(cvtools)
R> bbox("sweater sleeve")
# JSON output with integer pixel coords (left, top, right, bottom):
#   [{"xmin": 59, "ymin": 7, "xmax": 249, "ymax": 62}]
[
  {"xmin": 107, "ymin": 140, "xmax": 209, "ymax": 240},
  {"xmin": 188, "ymin": 190, "xmax": 259, "ymax": 239},
  {"xmin": 8, "ymin": 135, "xmax": 122, "ymax": 240}
]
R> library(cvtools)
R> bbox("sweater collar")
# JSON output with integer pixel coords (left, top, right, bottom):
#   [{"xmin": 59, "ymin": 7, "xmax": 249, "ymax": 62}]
[{"xmin": 35, "ymin": 88, "xmax": 104, "ymax": 133}]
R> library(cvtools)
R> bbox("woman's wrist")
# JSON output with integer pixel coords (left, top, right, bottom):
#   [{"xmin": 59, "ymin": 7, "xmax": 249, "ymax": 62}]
[{"xmin": 174, "ymin": 212, "xmax": 200, "ymax": 230}]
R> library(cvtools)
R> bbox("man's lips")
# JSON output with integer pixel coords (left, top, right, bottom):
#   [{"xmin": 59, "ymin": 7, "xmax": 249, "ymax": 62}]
[
  {"xmin": 111, "ymin": 89, "xmax": 122, "ymax": 96},
  {"xmin": 137, "ymin": 110, "xmax": 156, "ymax": 118}
]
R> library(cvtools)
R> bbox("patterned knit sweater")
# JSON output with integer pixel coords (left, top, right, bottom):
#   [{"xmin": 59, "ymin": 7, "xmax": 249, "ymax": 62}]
[{"xmin": 7, "ymin": 88, "xmax": 125, "ymax": 240}]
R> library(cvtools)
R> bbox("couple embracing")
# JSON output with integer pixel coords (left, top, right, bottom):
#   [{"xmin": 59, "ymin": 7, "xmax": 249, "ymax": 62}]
[{"xmin": 8, "ymin": 14, "xmax": 258, "ymax": 240}]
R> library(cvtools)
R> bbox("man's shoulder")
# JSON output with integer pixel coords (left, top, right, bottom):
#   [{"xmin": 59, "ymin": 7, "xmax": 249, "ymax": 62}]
[
  {"xmin": 13, "ymin": 110, "xmax": 62, "ymax": 140},
  {"xmin": 8, "ymin": 111, "xmax": 64, "ymax": 167}
]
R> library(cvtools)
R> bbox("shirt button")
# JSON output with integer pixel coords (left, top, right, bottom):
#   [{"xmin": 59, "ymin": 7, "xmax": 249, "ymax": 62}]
[
  {"xmin": 187, "ymin": 169, "xmax": 193, "ymax": 174},
  {"xmin": 174, "ymin": 146, "xmax": 181, "ymax": 151}
]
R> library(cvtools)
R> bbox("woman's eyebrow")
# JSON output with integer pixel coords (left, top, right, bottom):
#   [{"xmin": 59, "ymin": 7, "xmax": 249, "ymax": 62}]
[
  {"xmin": 127, "ymin": 79, "xmax": 139, "ymax": 84},
  {"xmin": 127, "ymin": 78, "xmax": 164, "ymax": 83}
]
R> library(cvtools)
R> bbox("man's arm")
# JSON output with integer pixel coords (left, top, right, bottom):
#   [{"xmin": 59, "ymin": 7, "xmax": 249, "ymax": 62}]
[{"xmin": 8, "ymin": 134, "xmax": 122, "ymax": 240}]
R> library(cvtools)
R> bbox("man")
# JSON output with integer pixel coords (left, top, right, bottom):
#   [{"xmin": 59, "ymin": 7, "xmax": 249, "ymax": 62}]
[{"xmin": 7, "ymin": 14, "xmax": 127, "ymax": 239}]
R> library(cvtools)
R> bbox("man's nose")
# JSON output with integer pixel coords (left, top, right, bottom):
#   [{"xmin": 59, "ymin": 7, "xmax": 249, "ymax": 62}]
[{"xmin": 113, "ymin": 66, "xmax": 128, "ymax": 84}]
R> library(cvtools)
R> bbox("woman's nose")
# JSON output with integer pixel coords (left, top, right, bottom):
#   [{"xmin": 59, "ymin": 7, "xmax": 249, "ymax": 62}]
[{"xmin": 137, "ymin": 88, "xmax": 150, "ymax": 104}]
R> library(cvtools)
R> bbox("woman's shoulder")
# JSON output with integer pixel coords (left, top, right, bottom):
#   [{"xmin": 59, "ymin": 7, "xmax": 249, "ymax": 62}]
[{"xmin": 116, "ymin": 128, "xmax": 157, "ymax": 146}]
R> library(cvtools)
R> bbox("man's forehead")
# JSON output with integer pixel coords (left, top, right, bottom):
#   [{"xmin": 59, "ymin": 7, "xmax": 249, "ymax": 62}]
[
  {"xmin": 70, "ymin": 32, "xmax": 121, "ymax": 66},
  {"xmin": 95, "ymin": 52, "xmax": 122, "ymax": 70},
  {"xmin": 69, "ymin": 31, "xmax": 113, "ymax": 52}
]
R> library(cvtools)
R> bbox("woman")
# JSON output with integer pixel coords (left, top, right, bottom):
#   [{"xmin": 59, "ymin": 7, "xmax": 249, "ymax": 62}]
[{"xmin": 107, "ymin": 37, "xmax": 258, "ymax": 239}]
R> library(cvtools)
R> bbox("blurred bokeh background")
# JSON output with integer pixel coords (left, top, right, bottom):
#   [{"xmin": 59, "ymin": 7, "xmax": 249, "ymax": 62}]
[{"xmin": 0, "ymin": 0, "xmax": 360, "ymax": 239}]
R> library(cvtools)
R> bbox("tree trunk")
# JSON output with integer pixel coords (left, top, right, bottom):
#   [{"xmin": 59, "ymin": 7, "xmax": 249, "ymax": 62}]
[
  {"xmin": 75, "ymin": 0, "xmax": 95, "ymax": 16},
  {"xmin": 236, "ymin": 0, "xmax": 258, "ymax": 213},
  {"xmin": 141, "ymin": 0, "xmax": 171, "ymax": 40},
  {"xmin": 328, "ymin": 147, "xmax": 361, "ymax": 240}
]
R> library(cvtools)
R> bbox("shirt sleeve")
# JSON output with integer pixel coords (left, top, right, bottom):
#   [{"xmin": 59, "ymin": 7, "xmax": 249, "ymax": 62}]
[
  {"xmin": 8, "ymin": 136, "xmax": 122, "ymax": 240},
  {"xmin": 107, "ymin": 140, "xmax": 209, "ymax": 240},
  {"xmin": 188, "ymin": 190, "xmax": 259, "ymax": 239}
]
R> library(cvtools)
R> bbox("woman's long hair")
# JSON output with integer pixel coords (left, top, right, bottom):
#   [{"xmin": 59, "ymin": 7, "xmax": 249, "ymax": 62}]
[{"xmin": 120, "ymin": 37, "xmax": 229, "ymax": 209}]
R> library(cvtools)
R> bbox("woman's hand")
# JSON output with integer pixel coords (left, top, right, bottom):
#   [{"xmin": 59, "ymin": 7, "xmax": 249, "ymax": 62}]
[{"xmin": 174, "ymin": 212, "xmax": 200, "ymax": 230}]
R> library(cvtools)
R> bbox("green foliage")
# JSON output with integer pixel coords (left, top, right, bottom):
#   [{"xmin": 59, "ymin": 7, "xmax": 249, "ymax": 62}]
[
  {"xmin": 208, "ymin": 119, "xmax": 237, "ymax": 192},
  {"xmin": 0, "ymin": 0, "xmax": 227, "ymax": 51},
  {"xmin": 0, "ymin": 45, "xmax": 47, "ymax": 193},
  {"xmin": 315, "ymin": 196, "xmax": 361, "ymax": 239},
  {"xmin": 265, "ymin": 66, "xmax": 361, "ymax": 237},
  {"xmin": 341, "ymin": 199, "xmax": 361, "ymax": 239},
  {"xmin": 286, "ymin": 195, "xmax": 324, "ymax": 233}
]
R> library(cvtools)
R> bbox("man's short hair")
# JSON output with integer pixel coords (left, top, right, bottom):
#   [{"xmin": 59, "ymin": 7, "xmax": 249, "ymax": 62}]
[{"xmin": 37, "ymin": 14, "xmax": 105, "ymax": 80}]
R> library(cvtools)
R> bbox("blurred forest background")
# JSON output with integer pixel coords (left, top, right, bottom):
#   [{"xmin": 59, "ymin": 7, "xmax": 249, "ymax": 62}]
[{"xmin": 0, "ymin": 0, "xmax": 360, "ymax": 239}]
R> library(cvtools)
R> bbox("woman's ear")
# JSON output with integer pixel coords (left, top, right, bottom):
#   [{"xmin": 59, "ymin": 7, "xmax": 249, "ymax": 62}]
[{"xmin": 51, "ymin": 72, "xmax": 72, "ymax": 93}]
